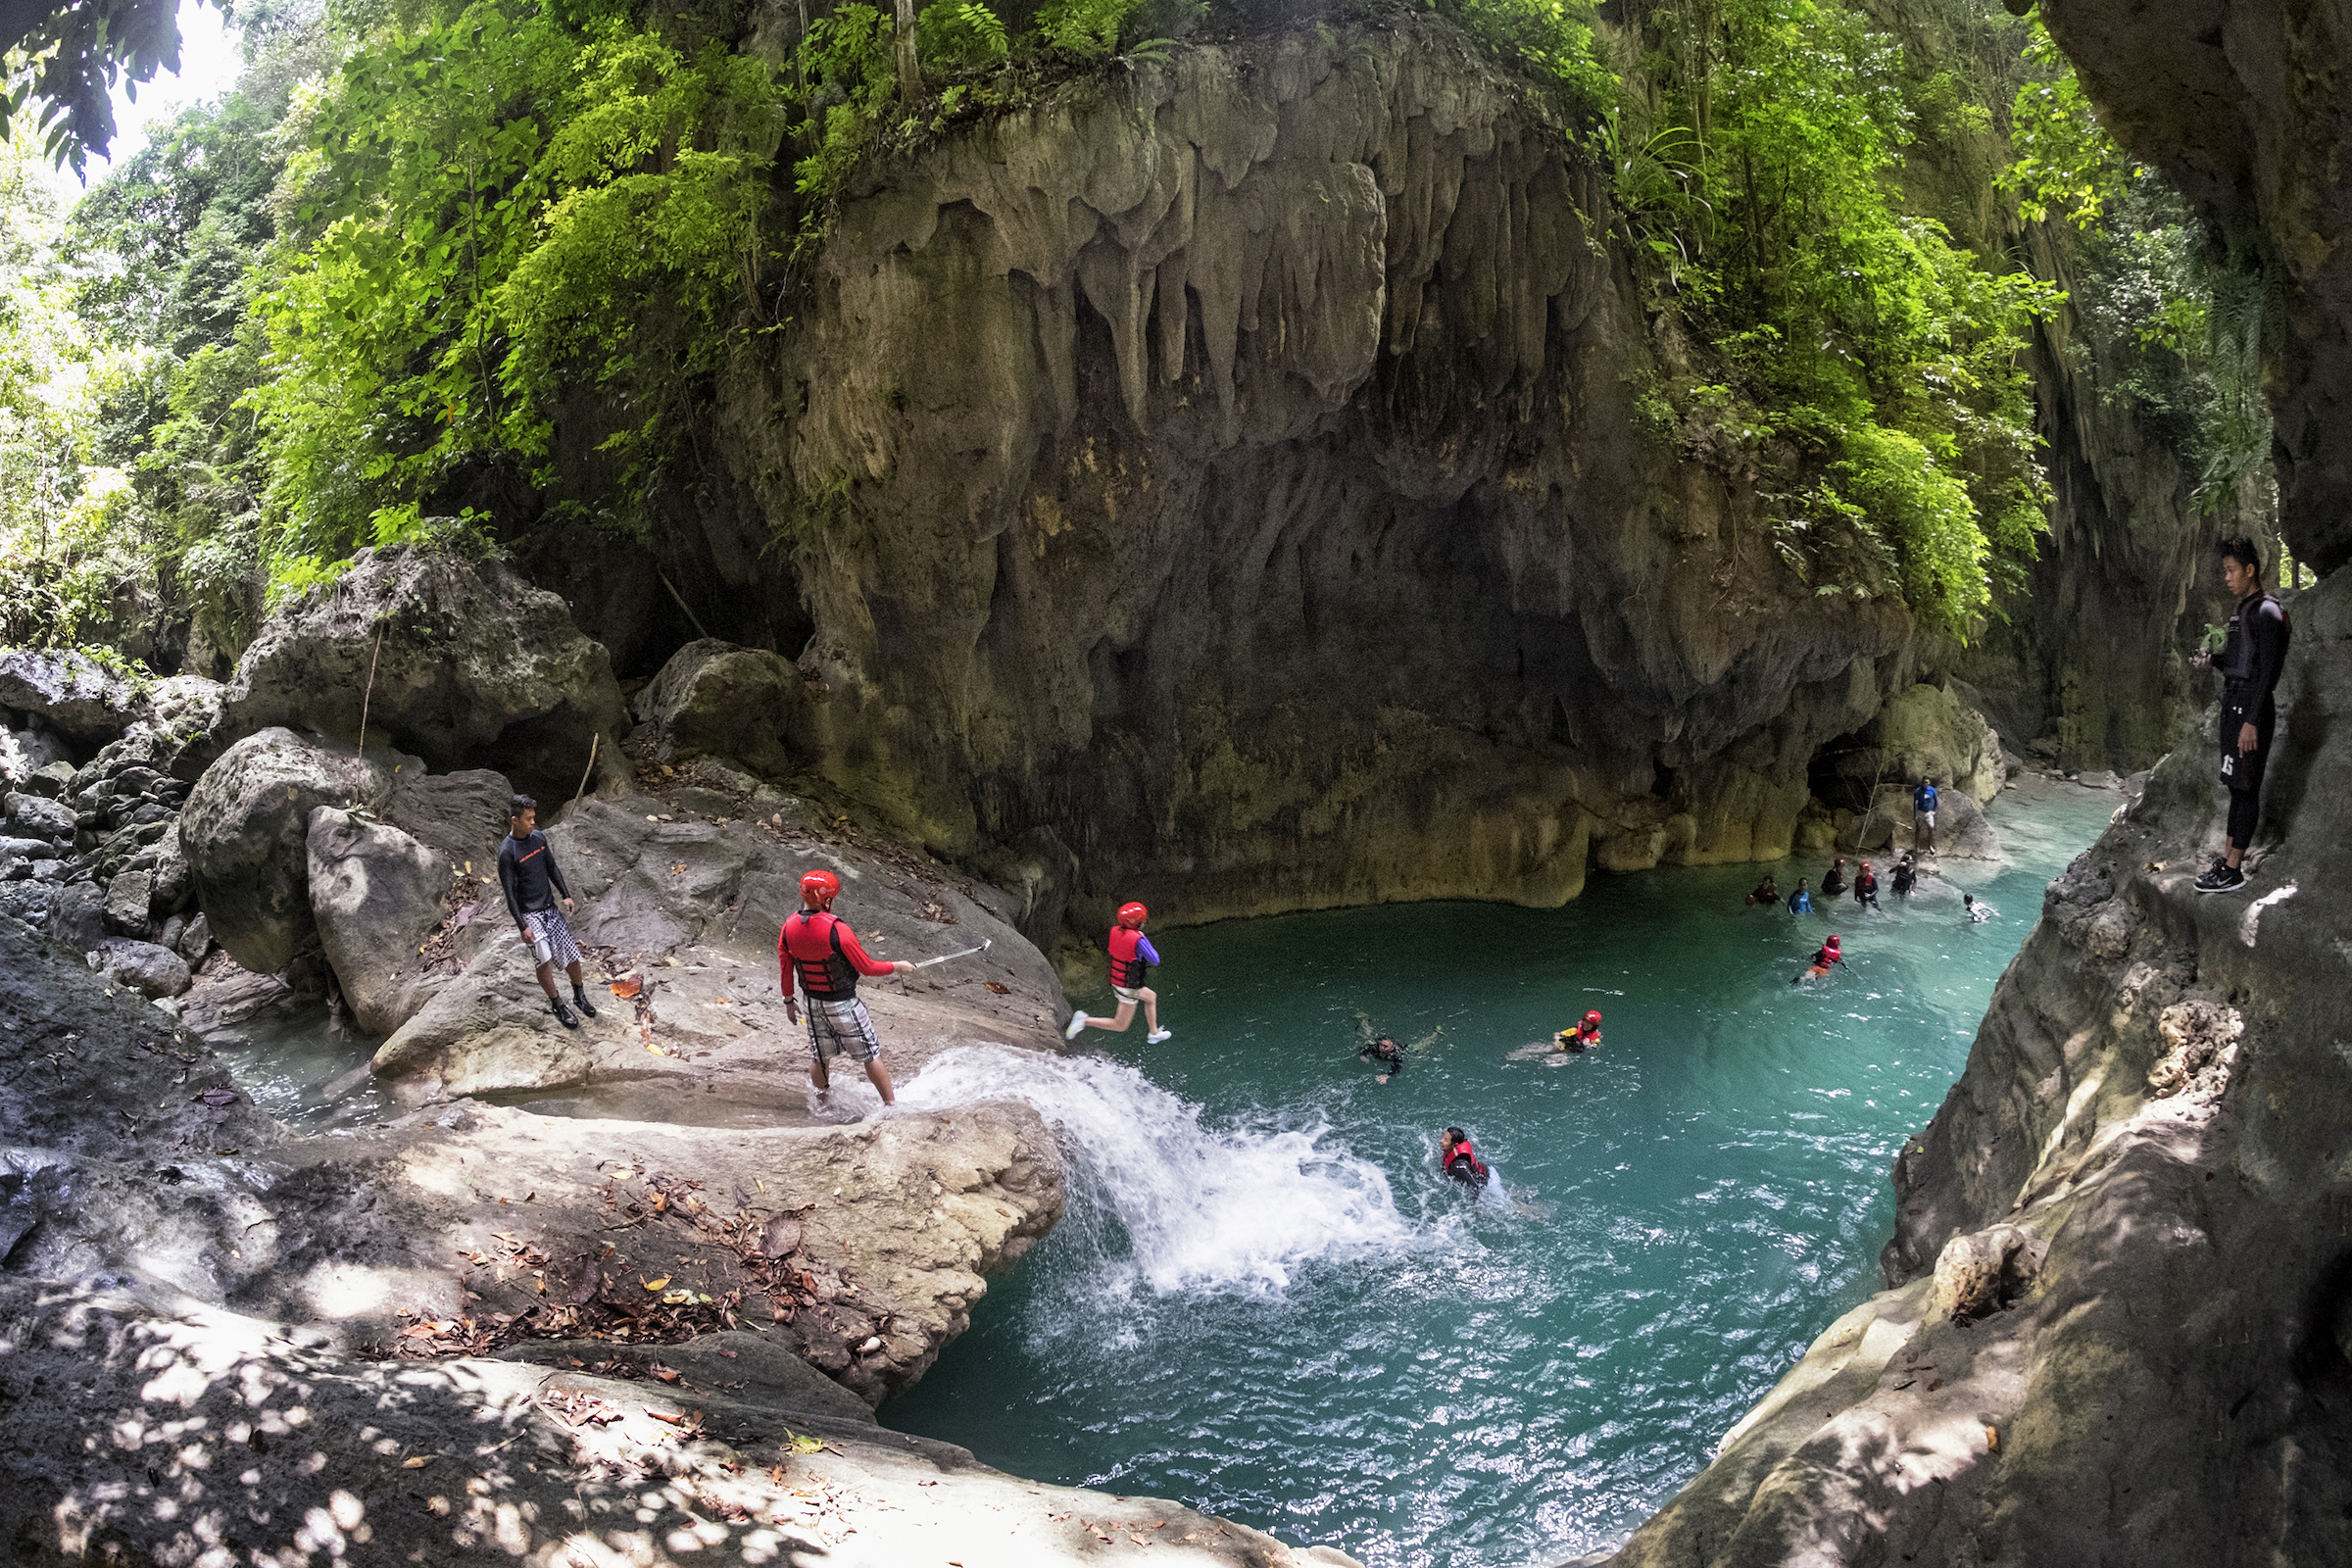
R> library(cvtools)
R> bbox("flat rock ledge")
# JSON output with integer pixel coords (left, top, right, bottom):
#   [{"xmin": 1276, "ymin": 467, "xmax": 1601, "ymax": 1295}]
[{"xmin": 0, "ymin": 912, "xmax": 1358, "ymax": 1566}]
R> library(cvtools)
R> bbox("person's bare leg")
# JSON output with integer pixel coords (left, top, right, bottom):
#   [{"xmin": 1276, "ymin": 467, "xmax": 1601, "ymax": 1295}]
[
  {"xmin": 1143, "ymin": 987, "xmax": 1160, "ymax": 1033},
  {"xmin": 535, "ymin": 960, "xmax": 560, "ymax": 1000},
  {"xmin": 865, "ymin": 1059, "xmax": 895, "ymax": 1104},
  {"xmin": 810, "ymin": 1056, "xmax": 831, "ymax": 1096},
  {"xmin": 1085, "ymin": 1002, "xmax": 1140, "ymax": 1032},
  {"xmin": 565, "ymin": 959, "xmax": 586, "ymax": 991}
]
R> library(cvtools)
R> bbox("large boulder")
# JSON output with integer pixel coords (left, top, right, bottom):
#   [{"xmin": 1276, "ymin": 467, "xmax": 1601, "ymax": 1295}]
[
  {"xmin": 87, "ymin": 936, "xmax": 191, "ymax": 999},
  {"xmin": 1817, "ymin": 683, "xmax": 2005, "ymax": 810},
  {"xmin": 179, "ymin": 728, "xmax": 412, "ymax": 980},
  {"xmin": 0, "ymin": 649, "xmax": 142, "ymax": 745},
  {"xmin": 101, "ymin": 870, "xmax": 153, "ymax": 938},
  {"xmin": 307, "ymin": 807, "xmax": 450, "ymax": 1035},
  {"xmin": 0, "ymin": 724, "xmax": 72, "ymax": 787},
  {"xmin": 385, "ymin": 766, "xmax": 514, "ymax": 865},
  {"xmin": 632, "ymin": 638, "xmax": 803, "ymax": 777},
  {"xmin": 43, "ymin": 883, "xmax": 105, "ymax": 954},
  {"xmin": 214, "ymin": 544, "xmax": 629, "ymax": 803},
  {"xmin": 3, "ymin": 791, "xmax": 76, "ymax": 845}
]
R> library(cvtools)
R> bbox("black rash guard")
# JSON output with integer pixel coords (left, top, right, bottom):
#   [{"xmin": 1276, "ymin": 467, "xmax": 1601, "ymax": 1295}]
[
  {"xmin": 498, "ymin": 830, "xmax": 571, "ymax": 928},
  {"xmin": 2219, "ymin": 592, "xmax": 2290, "ymax": 705}
]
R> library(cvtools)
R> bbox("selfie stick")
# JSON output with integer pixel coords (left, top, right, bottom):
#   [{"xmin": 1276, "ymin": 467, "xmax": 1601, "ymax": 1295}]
[{"xmin": 912, "ymin": 938, "xmax": 994, "ymax": 969}]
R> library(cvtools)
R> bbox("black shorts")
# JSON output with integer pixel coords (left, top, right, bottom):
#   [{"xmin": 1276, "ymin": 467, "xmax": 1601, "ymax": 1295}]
[{"xmin": 2220, "ymin": 694, "xmax": 2276, "ymax": 796}]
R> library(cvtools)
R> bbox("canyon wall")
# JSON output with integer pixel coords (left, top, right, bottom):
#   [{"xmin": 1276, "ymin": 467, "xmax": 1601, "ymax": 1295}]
[{"xmin": 705, "ymin": 21, "xmax": 1940, "ymax": 938}]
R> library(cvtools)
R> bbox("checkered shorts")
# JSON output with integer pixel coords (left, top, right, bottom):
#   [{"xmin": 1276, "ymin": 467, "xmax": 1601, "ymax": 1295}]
[
  {"xmin": 522, "ymin": 907, "xmax": 581, "ymax": 969},
  {"xmin": 804, "ymin": 997, "xmax": 882, "ymax": 1063}
]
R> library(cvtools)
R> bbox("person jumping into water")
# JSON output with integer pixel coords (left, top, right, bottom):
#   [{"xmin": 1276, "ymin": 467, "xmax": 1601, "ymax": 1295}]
[
  {"xmin": 1853, "ymin": 859, "xmax": 1880, "ymax": 909},
  {"xmin": 1822, "ymin": 857, "xmax": 1847, "ymax": 898},
  {"xmin": 781, "ymin": 868, "xmax": 915, "ymax": 1108},
  {"xmin": 498, "ymin": 794, "xmax": 597, "ymax": 1030},
  {"xmin": 1441, "ymin": 1127, "xmax": 1489, "ymax": 1191},
  {"xmin": 1556, "ymin": 1010, "xmax": 1603, "ymax": 1053},
  {"xmin": 1745, "ymin": 874, "xmax": 1779, "ymax": 907},
  {"xmin": 1794, "ymin": 933, "xmax": 1844, "ymax": 983},
  {"xmin": 1787, "ymin": 877, "xmax": 1814, "ymax": 915},
  {"xmin": 1065, "ymin": 902, "xmax": 1172, "ymax": 1043},
  {"xmin": 1359, "ymin": 1034, "xmax": 1405, "ymax": 1081}
]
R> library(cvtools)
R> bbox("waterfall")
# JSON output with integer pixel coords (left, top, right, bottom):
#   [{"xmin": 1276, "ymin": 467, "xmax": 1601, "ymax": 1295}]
[{"xmin": 901, "ymin": 1046, "xmax": 1424, "ymax": 1301}]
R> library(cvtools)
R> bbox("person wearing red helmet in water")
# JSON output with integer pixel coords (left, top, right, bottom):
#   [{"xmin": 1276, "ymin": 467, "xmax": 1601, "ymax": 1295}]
[
  {"xmin": 1554, "ymin": 1010, "xmax": 1603, "ymax": 1053},
  {"xmin": 779, "ymin": 868, "xmax": 913, "ymax": 1109},
  {"xmin": 1795, "ymin": 933, "xmax": 1844, "ymax": 983},
  {"xmin": 1064, "ymin": 902, "xmax": 1171, "ymax": 1044}
]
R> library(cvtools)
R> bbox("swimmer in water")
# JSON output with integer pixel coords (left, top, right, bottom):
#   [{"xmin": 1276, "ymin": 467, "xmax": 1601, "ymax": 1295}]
[
  {"xmin": 1965, "ymin": 893, "xmax": 1996, "ymax": 923},
  {"xmin": 1853, "ymin": 859, "xmax": 1881, "ymax": 909},
  {"xmin": 1794, "ymin": 933, "xmax": 1844, "ymax": 983},
  {"xmin": 1890, "ymin": 856, "xmax": 1917, "ymax": 898},
  {"xmin": 1788, "ymin": 877, "xmax": 1814, "ymax": 915},
  {"xmin": 1440, "ymin": 1127, "xmax": 1490, "ymax": 1191},
  {"xmin": 1745, "ymin": 874, "xmax": 1779, "ymax": 907},
  {"xmin": 1359, "ymin": 1034, "xmax": 1405, "ymax": 1081},
  {"xmin": 1555, "ymin": 1009, "xmax": 1603, "ymax": 1053},
  {"xmin": 1822, "ymin": 857, "xmax": 1848, "ymax": 897}
]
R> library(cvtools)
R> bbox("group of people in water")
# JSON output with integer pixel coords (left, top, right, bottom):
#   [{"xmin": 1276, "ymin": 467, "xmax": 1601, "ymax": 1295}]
[{"xmin": 1746, "ymin": 851, "xmax": 1919, "ymax": 915}]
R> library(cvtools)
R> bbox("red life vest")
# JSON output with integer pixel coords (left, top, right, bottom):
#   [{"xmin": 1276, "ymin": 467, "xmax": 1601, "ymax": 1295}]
[
  {"xmin": 782, "ymin": 910, "xmax": 860, "ymax": 1000},
  {"xmin": 1107, "ymin": 925, "xmax": 1151, "ymax": 989},
  {"xmin": 1446, "ymin": 1138, "xmax": 1487, "ymax": 1177}
]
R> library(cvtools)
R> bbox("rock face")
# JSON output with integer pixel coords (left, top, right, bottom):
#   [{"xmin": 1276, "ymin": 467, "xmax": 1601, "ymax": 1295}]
[
  {"xmin": 372, "ymin": 781, "xmax": 1069, "ymax": 1105},
  {"xmin": 632, "ymin": 637, "xmax": 802, "ymax": 777},
  {"xmin": 213, "ymin": 544, "xmax": 630, "ymax": 803},
  {"xmin": 0, "ymin": 648, "xmax": 145, "ymax": 745},
  {"xmin": 2037, "ymin": 0, "xmax": 2352, "ymax": 579},
  {"xmin": 307, "ymin": 806, "xmax": 450, "ymax": 1034},
  {"xmin": 178, "ymin": 728, "xmax": 410, "ymax": 981},
  {"xmin": 693, "ymin": 21, "xmax": 1933, "ymax": 935},
  {"xmin": 1813, "ymin": 683, "xmax": 2004, "ymax": 809},
  {"xmin": 1588, "ymin": 568, "xmax": 2352, "ymax": 1567}
]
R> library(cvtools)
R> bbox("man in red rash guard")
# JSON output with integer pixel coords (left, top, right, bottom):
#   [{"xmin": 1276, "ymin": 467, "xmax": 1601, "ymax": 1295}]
[{"xmin": 779, "ymin": 868, "xmax": 912, "ymax": 1109}]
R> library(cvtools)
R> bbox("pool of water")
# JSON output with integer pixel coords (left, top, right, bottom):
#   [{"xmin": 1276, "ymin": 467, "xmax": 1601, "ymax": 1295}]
[{"xmin": 887, "ymin": 781, "xmax": 2121, "ymax": 1567}]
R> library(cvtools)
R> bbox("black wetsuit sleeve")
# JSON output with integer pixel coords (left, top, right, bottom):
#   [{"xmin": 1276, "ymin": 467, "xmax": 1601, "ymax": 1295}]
[
  {"xmin": 2246, "ymin": 598, "xmax": 2289, "ymax": 703},
  {"xmin": 498, "ymin": 839, "xmax": 526, "ymax": 929},
  {"xmin": 543, "ymin": 839, "xmax": 570, "ymax": 900}
]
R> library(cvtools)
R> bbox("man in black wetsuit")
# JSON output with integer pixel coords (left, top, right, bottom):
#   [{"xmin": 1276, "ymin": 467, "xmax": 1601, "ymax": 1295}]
[
  {"xmin": 1358, "ymin": 1035, "xmax": 1404, "ymax": 1081},
  {"xmin": 498, "ymin": 794, "xmax": 598, "ymax": 1029},
  {"xmin": 2191, "ymin": 537, "xmax": 2292, "ymax": 894}
]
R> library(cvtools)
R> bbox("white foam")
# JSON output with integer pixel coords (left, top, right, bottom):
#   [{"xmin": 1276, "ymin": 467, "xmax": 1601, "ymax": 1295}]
[{"xmin": 902, "ymin": 1046, "xmax": 1418, "ymax": 1298}]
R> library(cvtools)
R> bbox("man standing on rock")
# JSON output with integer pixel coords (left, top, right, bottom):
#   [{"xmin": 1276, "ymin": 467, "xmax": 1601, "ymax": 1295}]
[
  {"xmin": 781, "ymin": 868, "xmax": 913, "ymax": 1109},
  {"xmin": 2191, "ymin": 536, "xmax": 2292, "ymax": 895},
  {"xmin": 499, "ymin": 794, "xmax": 599, "ymax": 1030},
  {"xmin": 1911, "ymin": 776, "xmax": 1938, "ymax": 858}
]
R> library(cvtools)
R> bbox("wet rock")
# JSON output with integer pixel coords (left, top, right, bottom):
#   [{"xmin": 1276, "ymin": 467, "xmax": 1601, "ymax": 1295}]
[
  {"xmin": 87, "ymin": 937, "xmax": 192, "ymax": 999},
  {"xmin": 0, "ymin": 649, "xmax": 143, "ymax": 745},
  {"xmin": 213, "ymin": 544, "xmax": 629, "ymax": 803},
  {"xmin": 633, "ymin": 638, "xmax": 802, "ymax": 777},
  {"xmin": 179, "ymin": 728, "xmax": 412, "ymax": 980},
  {"xmin": 102, "ymin": 870, "xmax": 153, "ymax": 938},
  {"xmin": 306, "ymin": 807, "xmax": 450, "ymax": 1035}
]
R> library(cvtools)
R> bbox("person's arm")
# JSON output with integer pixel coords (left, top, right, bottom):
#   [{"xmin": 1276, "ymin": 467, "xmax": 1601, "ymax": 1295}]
[
  {"xmin": 543, "ymin": 838, "xmax": 570, "ymax": 902},
  {"xmin": 498, "ymin": 842, "xmax": 526, "ymax": 931},
  {"xmin": 2248, "ymin": 599, "xmax": 2290, "ymax": 703},
  {"xmin": 778, "ymin": 924, "xmax": 798, "ymax": 1006},
  {"xmin": 834, "ymin": 922, "xmax": 911, "ymax": 977},
  {"xmin": 1137, "ymin": 935, "xmax": 1161, "ymax": 968}
]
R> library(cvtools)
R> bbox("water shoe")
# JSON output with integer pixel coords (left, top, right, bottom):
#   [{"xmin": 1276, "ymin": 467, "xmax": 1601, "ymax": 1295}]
[
  {"xmin": 572, "ymin": 988, "xmax": 598, "ymax": 1018},
  {"xmin": 1146, "ymin": 1028, "xmax": 1172, "ymax": 1044},
  {"xmin": 550, "ymin": 998, "xmax": 580, "ymax": 1030},
  {"xmin": 1063, "ymin": 1010, "xmax": 1089, "ymax": 1040}
]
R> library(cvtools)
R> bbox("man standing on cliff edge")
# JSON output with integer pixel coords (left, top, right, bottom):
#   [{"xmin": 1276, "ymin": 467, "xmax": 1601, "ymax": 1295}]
[
  {"xmin": 2192, "ymin": 536, "xmax": 2291, "ymax": 894},
  {"xmin": 781, "ymin": 868, "xmax": 914, "ymax": 1110}
]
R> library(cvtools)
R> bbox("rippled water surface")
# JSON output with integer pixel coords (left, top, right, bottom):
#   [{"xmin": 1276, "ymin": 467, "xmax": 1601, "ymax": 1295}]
[{"xmin": 888, "ymin": 783, "xmax": 2120, "ymax": 1567}]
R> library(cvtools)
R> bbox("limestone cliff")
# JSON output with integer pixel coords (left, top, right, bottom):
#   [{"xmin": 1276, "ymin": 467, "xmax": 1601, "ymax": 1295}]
[{"xmin": 713, "ymin": 21, "xmax": 1932, "ymax": 935}]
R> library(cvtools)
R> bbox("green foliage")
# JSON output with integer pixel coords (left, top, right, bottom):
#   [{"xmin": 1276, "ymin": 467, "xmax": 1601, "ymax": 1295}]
[
  {"xmin": 1997, "ymin": 17, "xmax": 2130, "ymax": 228},
  {"xmin": 1609, "ymin": 0, "xmax": 2054, "ymax": 634},
  {"xmin": 1445, "ymin": 0, "xmax": 1615, "ymax": 116},
  {"xmin": 787, "ymin": 3, "xmax": 897, "ymax": 232},
  {"xmin": 249, "ymin": 0, "xmax": 787, "ymax": 575},
  {"xmin": 917, "ymin": 1, "xmax": 1009, "ymax": 71},
  {"xmin": 2, "ymin": 0, "xmax": 213, "ymax": 172},
  {"xmin": 1037, "ymin": 0, "xmax": 1145, "ymax": 59}
]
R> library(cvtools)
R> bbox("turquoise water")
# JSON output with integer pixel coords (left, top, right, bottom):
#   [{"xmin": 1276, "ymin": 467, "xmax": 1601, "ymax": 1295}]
[{"xmin": 889, "ymin": 783, "xmax": 2119, "ymax": 1567}]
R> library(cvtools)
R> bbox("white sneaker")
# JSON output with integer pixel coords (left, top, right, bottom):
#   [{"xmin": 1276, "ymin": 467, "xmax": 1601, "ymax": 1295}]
[
  {"xmin": 1063, "ymin": 1010, "xmax": 1089, "ymax": 1040},
  {"xmin": 1146, "ymin": 1028, "xmax": 1171, "ymax": 1044}
]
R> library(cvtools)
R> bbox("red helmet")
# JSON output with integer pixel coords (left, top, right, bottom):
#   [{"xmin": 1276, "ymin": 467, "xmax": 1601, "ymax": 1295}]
[
  {"xmin": 1116, "ymin": 902, "xmax": 1148, "ymax": 929},
  {"xmin": 1584, "ymin": 1010, "xmax": 1602, "ymax": 1025},
  {"xmin": 801, "ymin": 869, "xmax": 841, "ymax": 906},
  {"xmin": 1827, "ymin": 934, "xmax": 1841, "ymax": 948}
]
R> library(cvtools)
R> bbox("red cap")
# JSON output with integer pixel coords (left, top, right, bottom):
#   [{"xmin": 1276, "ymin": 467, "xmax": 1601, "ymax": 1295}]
[
  {"xmin": 801, "ymin": 869, "xmax": 840, "ymax": 906},
  {"xmin": 1116, "ymin": 902, "xmax": 1148, "ymax": 929},
  {"xmin": 1585, "ymin": 1009, "xmax": 1602, "ymax": 1024}
]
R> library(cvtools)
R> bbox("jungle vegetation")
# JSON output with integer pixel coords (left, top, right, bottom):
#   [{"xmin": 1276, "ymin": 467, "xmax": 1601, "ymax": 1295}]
[{"xmin": 0, "ymin": 0, "xmax": 2273, "ymax": 668}]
